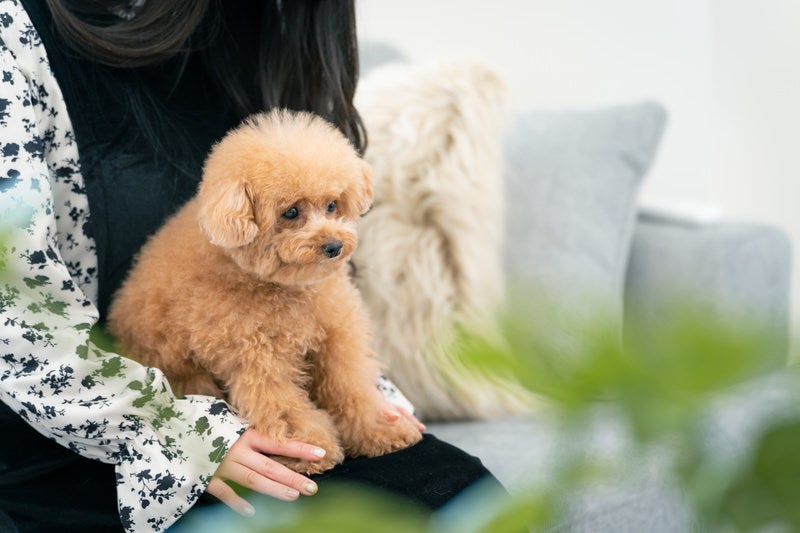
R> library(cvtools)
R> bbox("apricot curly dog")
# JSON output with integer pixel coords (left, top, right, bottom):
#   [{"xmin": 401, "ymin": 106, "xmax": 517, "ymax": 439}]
[{"xmin": 108, "ymin": 110, "xmax": 422, "ymax": 474}]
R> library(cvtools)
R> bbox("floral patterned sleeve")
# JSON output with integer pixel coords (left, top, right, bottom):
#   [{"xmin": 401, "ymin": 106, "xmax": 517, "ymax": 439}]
[{"xmin": 0, "ymin": 2, "xmax": 247, "ymax": 531}]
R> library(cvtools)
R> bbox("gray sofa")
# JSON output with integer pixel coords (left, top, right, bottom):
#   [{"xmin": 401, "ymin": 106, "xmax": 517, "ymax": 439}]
[
  {"xmin": 428, "ymin": 214, "xmax": 792, "ymax": 531},
  {"xmin": 424, "ymin": 106, "xmax": 792, "ymax": 531},
  {"xmin": 361, "ymin": 44, "xmax": 794, "ymax": 530}
]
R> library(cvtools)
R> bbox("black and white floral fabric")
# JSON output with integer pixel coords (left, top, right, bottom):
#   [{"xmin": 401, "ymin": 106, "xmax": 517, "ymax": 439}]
[
  {"xmin": 0, "ymin": 1, "xmax": 248, "ymax": 530},
  {"xmin": 0, "ymin": 1, "xmax": 413, "ymax": 531}
]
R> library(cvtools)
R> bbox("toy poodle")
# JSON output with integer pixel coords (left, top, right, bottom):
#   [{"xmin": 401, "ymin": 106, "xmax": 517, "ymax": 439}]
[{"xmin": 107, "ymin": 110, "xmax": 422, "ymax": 474}]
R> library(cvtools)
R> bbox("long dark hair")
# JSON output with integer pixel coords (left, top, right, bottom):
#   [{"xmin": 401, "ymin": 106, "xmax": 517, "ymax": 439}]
[{"xmin": 45, "ymin": 0, "xmax": 366, "ymax": 154}]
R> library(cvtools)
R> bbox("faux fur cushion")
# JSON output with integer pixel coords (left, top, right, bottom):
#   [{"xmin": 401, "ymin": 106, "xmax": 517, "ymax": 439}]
[{"xmin": 353, "ymin": 62, "xmax": 532, "ymax": 421}]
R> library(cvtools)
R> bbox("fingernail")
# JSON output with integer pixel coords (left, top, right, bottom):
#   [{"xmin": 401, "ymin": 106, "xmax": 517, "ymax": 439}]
[
  {"xmin": 286, "ymin": 488, "xmax": 300, "ymax": 499},
  {"xmin": 312, "ymin": 447, "xmax": 326, "ymax": 458},
  {"xmin": 303, "ymin": 481, "xmax": 318, "ymax": 495},
  {"xmin": 242, "ymin": 505, "xmax": 255, "ymax": 517},
  {"xmin": 385, "ymin": 409, "xmax": 400, "ymax": 421}
]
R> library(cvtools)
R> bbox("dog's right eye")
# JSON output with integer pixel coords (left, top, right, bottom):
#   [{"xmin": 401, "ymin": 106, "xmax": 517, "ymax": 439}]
[{"xmin": 282, "ymin": 207, "xmax": 300, "ymax": 220}]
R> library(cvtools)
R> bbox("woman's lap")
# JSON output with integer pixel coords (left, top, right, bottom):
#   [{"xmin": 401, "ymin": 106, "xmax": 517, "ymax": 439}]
[
  {"xmin": 0, "ymin": 402, "xmax": 501, "ymax": 531},
  {"xmin": 173, "ymin": 433, "xmax": 502, "ymax": 531},
  {"xmin": 0, "ymin": 402, "xmax": 122, "ymax": 533},
  {"xmin": 309, "ymin": 433, "xmax": 500, "ymax": 510}
]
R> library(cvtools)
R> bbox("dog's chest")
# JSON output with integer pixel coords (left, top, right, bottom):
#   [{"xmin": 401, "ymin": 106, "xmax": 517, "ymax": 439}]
[{"xmin": 252, "ymin": 287, "xmax": 327, "ymax": 359}]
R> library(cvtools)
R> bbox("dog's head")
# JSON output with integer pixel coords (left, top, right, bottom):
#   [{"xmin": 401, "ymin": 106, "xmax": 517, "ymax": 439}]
[{"xmin": 197, "ymin": 110, "xmax": 373, "ymax": 285}]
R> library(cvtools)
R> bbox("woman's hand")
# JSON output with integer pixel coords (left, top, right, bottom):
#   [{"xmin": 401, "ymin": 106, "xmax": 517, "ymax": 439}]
[
  {"xmin": 382, "ymin": 402, "xmax": 426, "ymax": 433},
  {"xmin": 206, "ymin": 428, "xmax": 327, "ymax": 516}
]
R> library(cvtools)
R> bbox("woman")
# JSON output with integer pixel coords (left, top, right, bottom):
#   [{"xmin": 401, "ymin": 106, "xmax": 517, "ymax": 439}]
[{"xmin": 0, "ymin": 0, "xmax": 498, "ymax": 531}]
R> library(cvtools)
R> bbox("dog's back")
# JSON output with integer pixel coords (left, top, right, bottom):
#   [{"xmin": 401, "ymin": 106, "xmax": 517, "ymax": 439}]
[{"xmin": 108, "ymin": 198, "xmax": 224, "ymax": 396}]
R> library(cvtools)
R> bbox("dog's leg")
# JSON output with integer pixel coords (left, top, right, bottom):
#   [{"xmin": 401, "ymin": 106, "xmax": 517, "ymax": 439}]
[
  {"xmin": 201, "ymin": 350, "xmax": 345, "ymax": 474},
  {"xmin": 311, "ymin": 279, "xmax": 422, "ymax": 458},
  {"xmin": 170, "ymin": 370, "xmax": 224, "ymax": 398}
]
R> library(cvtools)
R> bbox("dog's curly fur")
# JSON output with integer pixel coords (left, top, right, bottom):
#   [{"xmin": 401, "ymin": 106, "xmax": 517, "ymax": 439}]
[{"xmin": 107, "ymin": 110, "xmax": 422, "ymax": 474}]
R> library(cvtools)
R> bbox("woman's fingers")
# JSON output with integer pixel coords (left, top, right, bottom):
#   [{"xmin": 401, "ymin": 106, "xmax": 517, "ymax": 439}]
[
  {"xmin": 248, "ymin": 434, "xmax": 328, "ymax": 462},
  {"xmin": 220, "ymin": 460, "xmax": 310, "ymax": 501},
  {"xmin": 207, "ymin": 428, "xmax": 324, "ymax": 515},
  {"xmin": 206, "ymin": 477, "xmax": 255, "ymax": 517},
  {"xmin": 383, "ymin": 404, "xmax": 425, "ymax": 432},
  {"xmin": 397, "ymin": 406, "xmax": 426, "ymax": 432},
  {"xmin": 232, "ymin": 447, "xmax": 318, "ymax": 496}
]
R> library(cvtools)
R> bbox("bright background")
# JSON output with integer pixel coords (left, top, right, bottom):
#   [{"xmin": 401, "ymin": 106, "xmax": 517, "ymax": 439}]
[{"xmin": 357, "ymin": 0, "xmax": 800, "ymax": 341}]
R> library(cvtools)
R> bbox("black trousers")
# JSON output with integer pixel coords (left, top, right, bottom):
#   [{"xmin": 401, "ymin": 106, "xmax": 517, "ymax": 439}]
[{"xmin": 0, "ymin": 402, "xmax": 500, "ymax": 532}]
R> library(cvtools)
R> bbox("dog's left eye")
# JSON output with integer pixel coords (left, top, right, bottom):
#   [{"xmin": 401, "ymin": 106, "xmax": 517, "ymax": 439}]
[
  {"xmin": 326, "ymin": 201, "xmax": 336, "ymax": 214},
  {"xmin": 283, "ymin": 207, "xmax": 300, "ymax": 220}
]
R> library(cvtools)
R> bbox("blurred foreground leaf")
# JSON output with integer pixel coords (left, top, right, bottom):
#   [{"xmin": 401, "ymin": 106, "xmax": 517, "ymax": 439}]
[
  {"xmin": 454, "ymin": 288, "xmax": 791, "ymax": 530},
  {"xmin": 173, "ymin": 483, "xmax": 429, "ymax": 533},
  {"xmin": 459, "ymin": 293, "xmax": 779, "ymax": 440},
  {"xmin": 721, "ymin": 419, "xmax": 800, "ymax": 531}
]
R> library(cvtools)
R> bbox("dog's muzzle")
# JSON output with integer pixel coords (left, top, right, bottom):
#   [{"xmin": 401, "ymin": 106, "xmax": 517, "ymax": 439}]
[{"xmin": 321, "ymin": 240, "xmax": 343, "ymax": 258}]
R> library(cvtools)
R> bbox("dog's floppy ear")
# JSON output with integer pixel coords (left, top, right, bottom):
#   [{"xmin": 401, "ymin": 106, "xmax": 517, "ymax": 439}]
[
  {"xmin": 197, "ymin": 179, "xmax": 259, "ymax": 248},
  {"xmin": 343, "ymin": 159, "xmax": 374, "ymax": 216}
]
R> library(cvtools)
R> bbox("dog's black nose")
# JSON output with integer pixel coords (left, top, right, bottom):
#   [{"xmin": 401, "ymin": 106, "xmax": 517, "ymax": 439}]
[{"xmin": 321, "ymin": 240, "xmax": 343, "ymax": 258}]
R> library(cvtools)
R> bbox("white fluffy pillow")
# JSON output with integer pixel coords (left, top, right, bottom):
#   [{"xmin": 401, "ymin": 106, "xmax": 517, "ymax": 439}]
[{"xmin": 354, "ymin": 61, "xmax": 532, "ymax": 421}]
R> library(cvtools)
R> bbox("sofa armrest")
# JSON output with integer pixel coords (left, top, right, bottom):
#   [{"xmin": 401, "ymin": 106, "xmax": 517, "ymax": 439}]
[{"xmin": 623, "ymin": 216, "xmax": 792, "ymax": 362}]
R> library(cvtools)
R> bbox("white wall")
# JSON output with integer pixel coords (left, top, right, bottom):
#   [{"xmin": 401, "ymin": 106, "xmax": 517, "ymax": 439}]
[
  {"xmin": 357, "ymin": 0, "xmax": 800, "ymax": 340},
  {"xmin": 357, "ymin": 0, "xmax": 715, "ymax": 201},
  {"xmin": 707, "ymin": 0, "xmax": 800, "ymax": 347}
]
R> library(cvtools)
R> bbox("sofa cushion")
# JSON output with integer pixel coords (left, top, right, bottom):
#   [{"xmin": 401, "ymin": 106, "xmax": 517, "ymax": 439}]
[
  {"xmin": 504, "ymin": 103, "xmax": 667, "ymax": 356},
  {"xmin": 624, "ymin": 218, "xmax": 791, "ymax": 362}
]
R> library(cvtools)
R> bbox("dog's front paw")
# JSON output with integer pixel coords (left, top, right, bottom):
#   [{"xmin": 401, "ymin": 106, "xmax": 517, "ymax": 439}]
[
  {"xmin": 271, "ymin": 446, "xmax": 344, "ymax": 475},
  {"xmin": 270, "ymin": 408, "xmax": 345, "ymax": 475},
  {"xmin": 344, "ymin": 412, "xmax": 423, "ymax": 458},
  {"xmin": 273, "ymin": 433, "xmax": 343, "ymax": 474}
]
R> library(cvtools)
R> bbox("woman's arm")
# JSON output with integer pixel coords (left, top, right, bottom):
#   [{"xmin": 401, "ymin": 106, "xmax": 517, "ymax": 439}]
[{"xmin": 0, "ymin": 4, "xmax": 248, "ymax": 531}]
